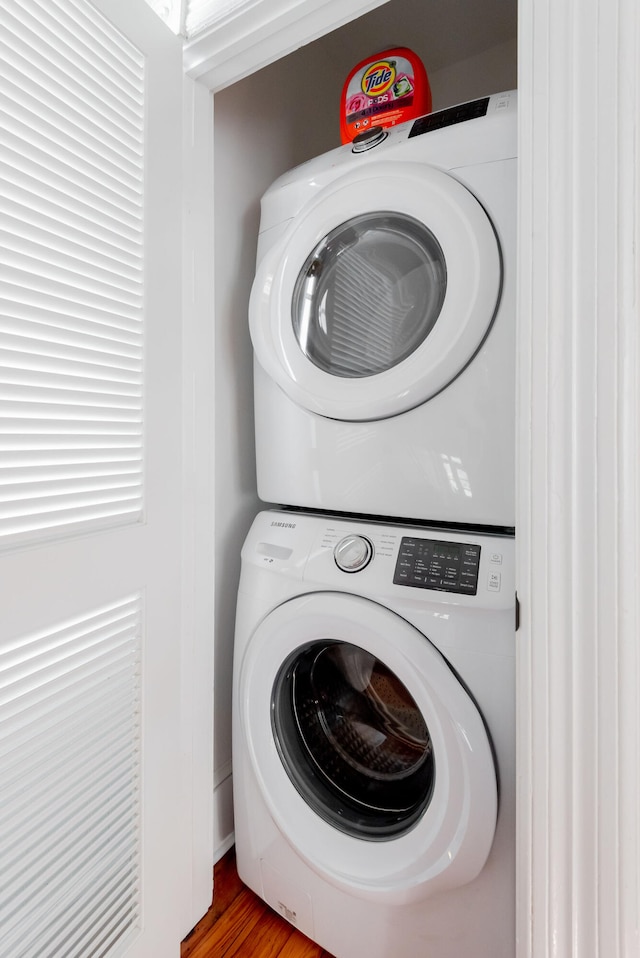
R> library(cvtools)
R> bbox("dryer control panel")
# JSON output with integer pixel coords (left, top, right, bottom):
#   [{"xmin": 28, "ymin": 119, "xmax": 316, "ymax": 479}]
[
  {"xmin": 408, "ymin": 96, "xmax": 489, "ymax": 138},
  {"xmin": 393, "ymin": 536, "xmax": 480, "ymax": 595}
]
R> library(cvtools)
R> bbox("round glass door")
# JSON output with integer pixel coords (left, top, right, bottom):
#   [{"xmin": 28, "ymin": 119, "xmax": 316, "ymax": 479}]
[
  {"xmin": 272, "ymin": 640, "xmax": 435, "ymax": 840},
  {"xmin": 249, "ymin": 162, "xmax": 502, "ymax": 420},
  {"xmin": 241, "ymin": 592, "xmax": 498, "ymax": 898},
  {"xmin": 292, "ymin": 213, "xmax": 447, "ymax": 379}
]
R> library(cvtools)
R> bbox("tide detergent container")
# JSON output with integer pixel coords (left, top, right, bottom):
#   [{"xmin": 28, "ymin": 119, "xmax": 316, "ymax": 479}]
[{"xmin": 340, "ymin": 47, "xmax": 431, "ymax": 144}]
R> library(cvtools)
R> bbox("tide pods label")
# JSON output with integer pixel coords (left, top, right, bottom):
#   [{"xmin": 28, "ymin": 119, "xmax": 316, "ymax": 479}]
[{"xmin": 361, "ymin": 60, "xmax": 396, "ymax": 97}]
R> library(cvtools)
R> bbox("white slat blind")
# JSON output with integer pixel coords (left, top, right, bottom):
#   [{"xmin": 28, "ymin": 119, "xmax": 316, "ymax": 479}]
[
  {"xmin": 0, "ymin": 595, "xmax": 143, "ymax": 958},
  {"xmin": 0, "ymin": 0, "xmax": 145, "ymax": 552}
]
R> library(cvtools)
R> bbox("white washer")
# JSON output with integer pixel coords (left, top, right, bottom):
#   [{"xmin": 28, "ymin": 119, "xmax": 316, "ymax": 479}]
[
  {"xmin": 250, "ymin": 91, "xmax": 517, "ymax": 528},
  {"xmin": 233, "ymin": 509, "xmax": 515, "ymax": 958}
]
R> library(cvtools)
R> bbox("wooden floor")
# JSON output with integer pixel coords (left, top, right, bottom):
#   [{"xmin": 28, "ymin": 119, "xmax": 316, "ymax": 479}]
[{"xmin": 181, "ymin": 847, "xmax": 336, "ymax": 958}]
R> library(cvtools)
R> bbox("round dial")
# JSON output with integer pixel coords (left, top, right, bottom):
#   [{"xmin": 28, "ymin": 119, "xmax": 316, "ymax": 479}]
[
  {"xmin": 334, "ymin": 534, "xmax": 374, "ymax": 573},
  {"xmin": 351, "ymin": 126, "xmax": 388, "ymax": 152}
]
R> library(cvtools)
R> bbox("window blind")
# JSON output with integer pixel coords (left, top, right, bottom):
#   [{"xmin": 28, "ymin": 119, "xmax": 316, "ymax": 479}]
[
  {"xmin": 0, "ymin": 594, "xmax": 143, "ymax": 958},
  {"xmin": 0, "ymin": 0, "xmax": 145, "ymax": 552}
]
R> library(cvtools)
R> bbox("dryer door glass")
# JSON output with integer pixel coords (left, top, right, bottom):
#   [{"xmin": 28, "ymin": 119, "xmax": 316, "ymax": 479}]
[
  {"xmin": 291, "ymin": 213, "xmax": 447, "ymax": 378},
  {"xmin": 272, "ymin": 640, "xmax": 435, "ymax": 840}
]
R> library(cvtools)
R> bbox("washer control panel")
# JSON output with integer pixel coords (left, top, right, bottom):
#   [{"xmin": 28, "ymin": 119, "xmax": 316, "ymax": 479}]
[
  {"xmin": 334, "ymin": 534, "xmax": 374, "ymax": 573},
  {"xmin": 393, "ymin": 536, "xmax": 481, "ymax": 595}
]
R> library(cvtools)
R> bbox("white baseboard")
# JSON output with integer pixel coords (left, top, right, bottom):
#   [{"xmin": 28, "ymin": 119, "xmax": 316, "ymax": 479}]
[
  {"xmin": 214, "ymin": 830, "xmax": 235, "ymax": 864},
  {"xmin": 213, "ymin": 770, "xmax": 234, "ymax": 864}
]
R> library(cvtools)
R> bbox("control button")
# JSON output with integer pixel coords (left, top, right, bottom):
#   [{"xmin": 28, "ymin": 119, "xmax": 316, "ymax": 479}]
[
  {"xmin": 393, "ymin": 535, "xmax": 481, "ymax": 593},
  {"xmin": 334, "ymin": 534, "xmax": 373, "ymax": 573},
  {"xmin": 351, "ymin": 126, "xmax": 388, "ymax": 153},
  {"xmin": 488, "ymin": 571, "xmax": 502, "ymax": 592},
  {"xmin": 490, "ymin": 552, "xmax": 503, "ymax": 565}
]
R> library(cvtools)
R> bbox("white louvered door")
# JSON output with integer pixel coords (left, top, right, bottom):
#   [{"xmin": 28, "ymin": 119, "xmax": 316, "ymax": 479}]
[{"xmin": 1, "ymin": 1, "xmax": 190, "ymax": 956}]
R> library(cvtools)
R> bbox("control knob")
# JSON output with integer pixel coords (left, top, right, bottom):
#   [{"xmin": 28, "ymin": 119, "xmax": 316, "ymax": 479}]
[
  {"xmin": 351, "ymin": 126, "xmax": 388, "ymax": 152},
  {"xmin": 334, "ymin": 534, "xmax": 373, "ymax": 573}
]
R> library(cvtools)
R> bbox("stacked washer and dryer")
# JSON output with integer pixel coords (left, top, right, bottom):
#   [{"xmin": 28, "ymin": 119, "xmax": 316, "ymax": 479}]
[{"xmin": 233, "ymin": 91, "xmax": 517, "ymax": 958}]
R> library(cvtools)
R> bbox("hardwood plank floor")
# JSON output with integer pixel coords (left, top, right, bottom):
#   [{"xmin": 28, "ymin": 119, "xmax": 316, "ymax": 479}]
[{"xmin": 181, "ymin": 847, "xmax": 336, "ymax": 958}]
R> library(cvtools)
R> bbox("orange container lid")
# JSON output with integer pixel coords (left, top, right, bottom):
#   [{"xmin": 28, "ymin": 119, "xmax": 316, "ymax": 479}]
[{"xmin": 340, "ymin": 47, "xmax": 432, "ymax": 144}]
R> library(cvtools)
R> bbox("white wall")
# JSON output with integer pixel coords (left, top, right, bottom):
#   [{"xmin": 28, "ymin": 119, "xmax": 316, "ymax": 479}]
[
  {"xmin": 212, "ymin": 27, "xmax": 516, "ymax": 857},
  {"xmin": 429, "ymin": 37, "xmax": 517, "ymax": 110},
  {"xmin": 212, "ymin": 45, "xmax": 339, "ymax": 856}
]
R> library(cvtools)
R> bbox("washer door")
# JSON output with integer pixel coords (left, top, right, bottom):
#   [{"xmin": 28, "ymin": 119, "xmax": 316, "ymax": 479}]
[
  {"xmin": 239, "ymin": 592, "xmax": 497, "ymax": 903},
  {"xmin": 249, "ymin": 161, "xmax": 501, "ymax": 421}
]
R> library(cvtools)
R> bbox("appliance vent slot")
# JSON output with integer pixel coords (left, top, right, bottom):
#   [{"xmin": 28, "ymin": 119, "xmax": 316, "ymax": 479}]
[{"xmin": 0, "ymin": 595, "xmax": 143, "ymax": 958}]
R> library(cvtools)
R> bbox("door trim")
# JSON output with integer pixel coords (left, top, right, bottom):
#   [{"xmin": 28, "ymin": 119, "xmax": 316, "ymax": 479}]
[
  {"xmin": 516, "ymin": 0, "xmax": 640, "ymax": 954},
  {"xmin": 183, "ymin": 0, "xmax": 389, "ymax": 91}
]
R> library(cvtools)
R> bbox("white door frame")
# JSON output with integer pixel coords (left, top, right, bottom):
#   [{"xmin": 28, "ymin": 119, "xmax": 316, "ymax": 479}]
[
  {"xmin": 181, "ymin": 74, "xmax": 217, "ymax": 929},
  {"xmin": 185, "ymin": 0, "xmax": 640, "ymax": 952},
  {"xmin": 515, "ymin": 0, "xmax": 640, "ymax": 955}
]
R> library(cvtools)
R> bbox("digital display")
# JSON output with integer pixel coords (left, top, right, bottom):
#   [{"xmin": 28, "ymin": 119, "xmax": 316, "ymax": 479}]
[{"xmin": 409, "ymin": 97, "xmax": 490, "ymax": 139}]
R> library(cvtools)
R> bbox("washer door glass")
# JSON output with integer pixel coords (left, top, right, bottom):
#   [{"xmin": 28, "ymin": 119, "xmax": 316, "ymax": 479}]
[
  {"xmin": 272, "ymin": 640, "xmax": 435, "ymax": 840},
  {"xmin": 291, "ymin": 213, "xmax": 447, "ymax": 378}
]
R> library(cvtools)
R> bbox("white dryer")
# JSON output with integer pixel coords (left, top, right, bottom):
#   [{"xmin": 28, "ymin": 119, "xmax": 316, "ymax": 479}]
[
  {"xmin": 233, "ymin": 509, "xmax": 515, "ymax": 958},
  {"xmin": 250, "ymin": 91, "xmax": 517, "ymax": 528}
]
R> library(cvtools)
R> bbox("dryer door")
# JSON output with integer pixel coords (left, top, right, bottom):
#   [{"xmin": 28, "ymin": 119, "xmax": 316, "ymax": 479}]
[
  {"xmin": 249, "ymin": 161, "xmax": 501, "ymax": 421},
  {"xmin": 239, "ymin": 592, "xmax": 497, "ymax": 904}
]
